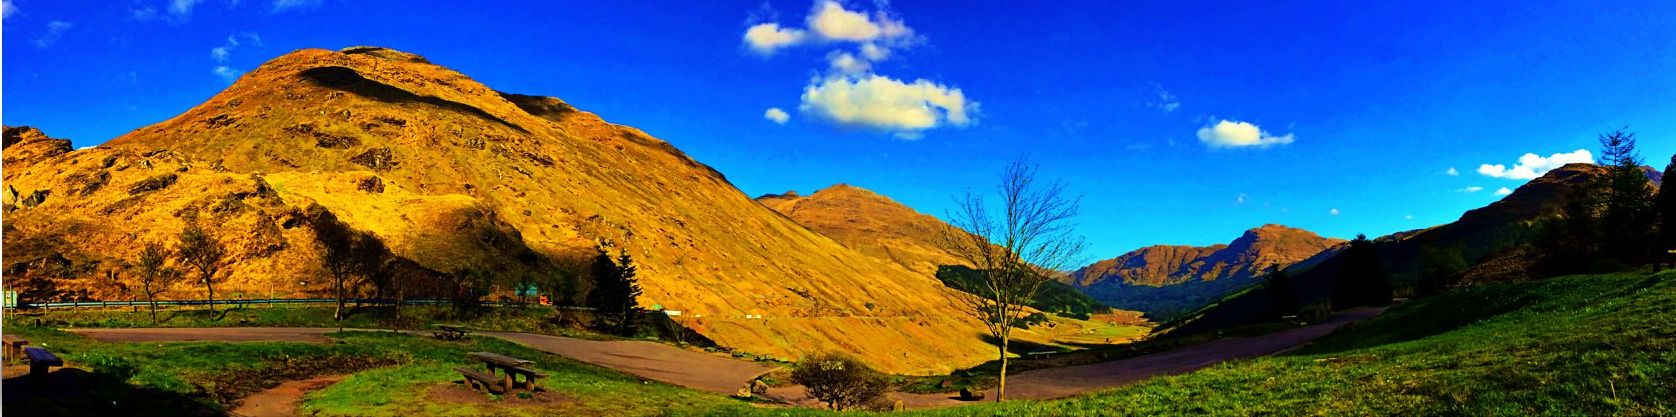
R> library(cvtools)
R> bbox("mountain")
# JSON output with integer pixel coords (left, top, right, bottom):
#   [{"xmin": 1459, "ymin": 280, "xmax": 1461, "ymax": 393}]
[
  {"xmin": 756, "ymin": 184, "xmax": 1113, "ymax": 317},
  {"xmin": 1070, "ymin": 224, "xmax": 1346, "ymax": 319},
  {"xmin": 1165, "ymin": 163, "xmax": 1654, "ymax": 335},
  {"xmin": 755, "ymin": 184, "xmax": 961, "ymax": 276},
  {"xmin": 0, "ymin": 46, "xmax": 996, "ymax": 374}
]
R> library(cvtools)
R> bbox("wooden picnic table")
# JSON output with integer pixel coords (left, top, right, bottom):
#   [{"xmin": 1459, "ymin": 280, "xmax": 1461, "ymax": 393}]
[
  {"xmin": 456, "ymin": 352, "xmax": 546, "ymax": 394},
  {"xmin": 2, "ymin": 334, "xmax": 28, "ymax": 364}
]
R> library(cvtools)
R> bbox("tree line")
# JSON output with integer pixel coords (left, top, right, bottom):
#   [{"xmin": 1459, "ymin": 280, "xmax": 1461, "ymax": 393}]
[{"xmin": 125, "ymin": 204, "xmax": 644, "ymax": 336}]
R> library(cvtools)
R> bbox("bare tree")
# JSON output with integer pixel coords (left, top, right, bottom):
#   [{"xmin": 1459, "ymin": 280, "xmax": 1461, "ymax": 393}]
[
  {"xmin": 939, "ymin": 157, "xmax": 1087, "ymax": 402},
  {"xmin": 178, "ymin": 223, "xmax": 226, "ymax": 313},
  {"xmin": 134, "ymin": 242, "xmax": 182, "ymax": 323}
]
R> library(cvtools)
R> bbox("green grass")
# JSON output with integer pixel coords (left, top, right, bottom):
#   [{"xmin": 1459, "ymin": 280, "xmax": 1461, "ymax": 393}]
[
  {"xmin": 9, "ymin": 271, "xmax": 1672, "ymax": 416},
  {"xmin": 684, "ymin": 271, "xmax": 1675, "ymax": 416},
  {"xmin": 867, "ymin": 271, "xmax": 1674, "ymax": 416},
  {"xmin": 16, "ymin": 304, "xmax": 611, "ymax": 340},
  {"xmin": 0, "ymin": 323, "xmax": 760, "ymax": 416}
]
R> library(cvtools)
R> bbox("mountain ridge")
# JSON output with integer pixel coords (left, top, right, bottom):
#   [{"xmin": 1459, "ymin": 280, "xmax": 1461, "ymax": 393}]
[{"xmin": 2, "ymin": 46, "xmax": 994, "ymax": 374}]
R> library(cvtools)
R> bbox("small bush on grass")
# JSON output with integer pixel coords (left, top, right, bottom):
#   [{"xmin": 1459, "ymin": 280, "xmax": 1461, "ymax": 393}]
[{"xmin": 790, "ymin": 352, "xmax": 887, "ymax": 411}]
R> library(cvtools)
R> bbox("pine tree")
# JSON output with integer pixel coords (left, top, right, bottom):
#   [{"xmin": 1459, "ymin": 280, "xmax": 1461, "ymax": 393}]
[
  {"xmin": 1264, "ymin": 263, "xmax": 1300, "ymax": 317},
  {"xmin": 1656, "ymin": 155, "xmax": 1675, "ymax": 254},
  {"xmin": 1596, "ymin": 129, "xmax": 1657, "ymax": 266},
  {"xmin": 586, "ymin": 248, "xmax": 643, "ymax": 336},
  {"xmin": 1333, "ymin": 234, "xmax": 1391, "ymax": 309}
]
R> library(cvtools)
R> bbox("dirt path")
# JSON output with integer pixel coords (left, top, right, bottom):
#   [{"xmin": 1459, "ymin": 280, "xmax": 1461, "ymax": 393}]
[
  {"xmin": 61, "ymin": 307, "xmax": 1381, "ymax": 409},
  {"xmin": 230, "ymin": 374, "xmax": 346, "ymax": 417},
  {"xmin": 480, "ymin": 331, "xmax": 775, "ymax": 395}
]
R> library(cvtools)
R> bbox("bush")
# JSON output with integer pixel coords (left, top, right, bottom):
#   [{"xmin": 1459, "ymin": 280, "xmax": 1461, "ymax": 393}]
[
  {"xmin": 87, "ymin": 354, "xmax": 139, "ymax": 383},
  {"xmin": 789, "ymin": 352, "xmax": 887, "ymax": 411}
]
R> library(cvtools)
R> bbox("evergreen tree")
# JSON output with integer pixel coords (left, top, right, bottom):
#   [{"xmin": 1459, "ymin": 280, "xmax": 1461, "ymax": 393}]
[
  {"xmin": 587, "ymin": 248, "xmax": 643, "ymax": 336},
  {"xmin": 1332, "ymin": 234, "xmax": 1391, "ymax": 309},
  {"xmin": 1537, "ymin": 178, "xmax": 1603, "ymax": 276},
  {"xmin": 1596, "ymin": 129, "xmax": 1656, "ymax": 265},
  {"xmin": 1263, "ymin": 263, "xmax": 1300, "ymax": 318},
  {"xmin": 1660, "ymin": 154, "xmax": 1676, "ymax": 253}
]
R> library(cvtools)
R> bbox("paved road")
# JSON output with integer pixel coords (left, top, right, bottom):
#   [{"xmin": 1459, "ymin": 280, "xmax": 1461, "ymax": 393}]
[
  {"xmin": 887, "ymin": 307, "xmax": 1384, "ymax": 407},
  {"xmin": 66, "ymin": 307, "xmax": 1382, "ymax": 408},
  {"xmin": 480, "ymin": 331, "xmax": 774, "ymax": 395}
]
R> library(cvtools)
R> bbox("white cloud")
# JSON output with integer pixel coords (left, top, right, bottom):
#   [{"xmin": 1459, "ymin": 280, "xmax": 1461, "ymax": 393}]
[
  {"xmin": 1445, "ymin": 167, "xmax": 1459, "ymax": 176},
  {"xmin": 827, "ymin": 51, "xmax": 871, "ymax": 75},
  {"xmin": 2, "ymin": 0, "xmax": 17, "ymax": 20},
  {"xmin": 808, "ymin": 1, "xmax": 876, "ymax": 41},
  {"xmin": 1460, "ymin": 186, "xmax": 1484, "ymax": 193},
  {"xmin": 1330, "ymin": 208, "xmax": 1341, "ymax": 216},
  {"xmin": 1195, "ymin": 120, "xmax": 1295, "ymax": 149},
  {"xmin": 1235, "ymin": 193, "xmax": 1247, "ymax": 205},
  {"xmin": 1477, "ymin": 149, "xmax": 1593, "ymax": 180},
  {"xmin": 743, "ymin": 23, "xmax": 807, "ymax": 55},
  {"xmin": 1495, "ymin": 187, "xmax": 1513, "ymax": 196},
  {"xmin": 130, "ymin": 5, "xmax": 159, "ymax": 20},
  {"xmin": 859, "ymin": 42, "xmax": 890, "ymax": 61},
  {"xmin": 272, "ymin": 0, "xmax": 321, "ymax": 12},
  {"xmin": 212, "ymin": 65, "xmax": 242, "ymax": 83},
  {"xmin": 209, "ymin": 33, "xmax": 261, "ymax": 80},
  {"xmin": 799, "ymin": 74, "xmax": 975, "ymax": 137},
  {"xmin": 33, "ymin": 20, "xmax": 71, "ymax": 48},
  {"xmin": 764, "ymin": 107, "xmax": 790, "ymax": 125},
  {"xmin": 171, "ymin": 0, "xmax": 202, "ymax": 16},
  {"xmin": 743, "ymin": 1, "xmax": 915, "ymax": 57},
  {"xmin": 1404, "ymin": 214, "xmax": 1414, "ymax": 220},
  {"xmin": 1149, "ymin": 84, "xmax": 1181, "ymax": 112}
]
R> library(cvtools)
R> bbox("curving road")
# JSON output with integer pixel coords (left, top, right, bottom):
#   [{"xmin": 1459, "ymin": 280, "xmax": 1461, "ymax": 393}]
[{"xmin": 66, "ymin": 307, "xmax": 1382, "ymax": 409}]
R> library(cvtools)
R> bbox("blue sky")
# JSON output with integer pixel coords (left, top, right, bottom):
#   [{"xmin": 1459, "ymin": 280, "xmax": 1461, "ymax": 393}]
[{"xmin": 5, "ymin": 0, "xmax": 1674, "ymax": 258}]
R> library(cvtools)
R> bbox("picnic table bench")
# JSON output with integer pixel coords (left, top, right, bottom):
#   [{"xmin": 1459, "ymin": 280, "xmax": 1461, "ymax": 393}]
[
  {"xmin": 23, "ymin": 346, "xmax": 62, "ymax": 377},
  {"xmin": 455, "ymin": 351, "xmax": 546, "ymax": 394},
  {"xmin": 3, "ymin": 334, "xmax": 28, "ymax": 363},
  {"xmin": 433, "ymin": 324, "xmax": 470, "ymax": 341}
]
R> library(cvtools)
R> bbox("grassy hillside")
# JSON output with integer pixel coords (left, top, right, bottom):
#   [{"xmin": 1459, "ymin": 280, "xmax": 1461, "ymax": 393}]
[
  {"xmin": 866, "ymin": 271, "xmax": 1674, "ymax": 416},
  {"xmin": 936, "ymin": 265, "xmax": 1112, "ymax": 318}
]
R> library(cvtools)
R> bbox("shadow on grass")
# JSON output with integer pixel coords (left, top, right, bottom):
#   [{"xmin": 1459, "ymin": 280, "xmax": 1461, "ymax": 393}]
[{"xmin": 2, "ymin": 368, "xmax": 222, "ymax": 417}]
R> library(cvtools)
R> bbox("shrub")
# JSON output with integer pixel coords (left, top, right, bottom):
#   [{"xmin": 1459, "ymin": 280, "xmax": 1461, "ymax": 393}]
[{"xmin": 790, "ymin": 352, "xmax": 887, "ymax": 411}]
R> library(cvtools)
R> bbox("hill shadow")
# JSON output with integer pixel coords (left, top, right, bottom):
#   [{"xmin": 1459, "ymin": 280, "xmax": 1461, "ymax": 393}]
[{"xmin": 299, "ymin": 66, "xmax": 527, "ymax": 134}]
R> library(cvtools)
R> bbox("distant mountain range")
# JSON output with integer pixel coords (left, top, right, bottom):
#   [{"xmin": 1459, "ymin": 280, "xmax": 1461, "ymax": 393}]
[
  {"xmin": 1166, "ymin": 162, "xmax": 1665, "ymax": 336},
  {"xmin": 1069, "ymin": 224, "xmax": 1345, "ymax": 319}
]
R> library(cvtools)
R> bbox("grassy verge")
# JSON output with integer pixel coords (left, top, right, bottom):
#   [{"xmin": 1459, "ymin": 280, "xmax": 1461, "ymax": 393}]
[
  {"xmin": 0, "ymin": 323, "xmax": 760, "ymax": 416},
  {"xmin": 12, "ymin": 304, "xmax": 612, "ymax": 340},
  {"xmin": 872, "ymin": 271, "xmax": 1674, "ymax": 416}
]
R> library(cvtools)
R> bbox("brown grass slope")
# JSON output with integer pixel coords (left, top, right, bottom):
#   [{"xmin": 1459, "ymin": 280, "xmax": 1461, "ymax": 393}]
[
  {"xmin": 1068, "ymin": 224, "xmax": 1344, "ymax": 318},
  {"xmin": 755, "ymin": 184, "xmax": 963, "ymax": 276},
  {"xmin": 1, "ymin": 47, "xmax": 995, "ymax": 374}
]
